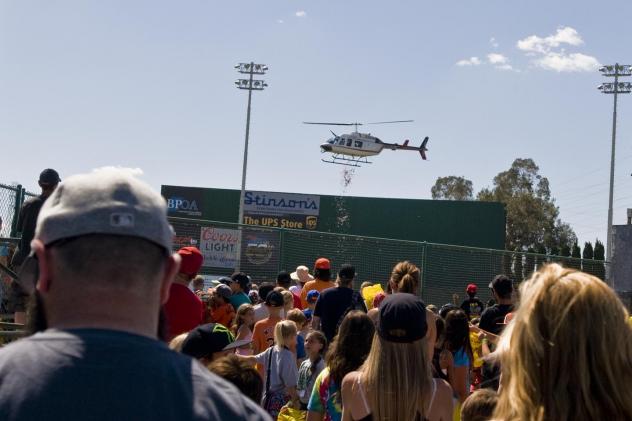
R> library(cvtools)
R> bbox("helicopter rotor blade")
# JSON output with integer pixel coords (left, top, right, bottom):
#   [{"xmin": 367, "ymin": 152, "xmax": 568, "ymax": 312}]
[
  {"xmin": 365, "ymin": 120, "xmax": 414, "ymax": 125},
  {"xmin": 303, "ymin": 122, "xmax": 359, "ymax": 126}
]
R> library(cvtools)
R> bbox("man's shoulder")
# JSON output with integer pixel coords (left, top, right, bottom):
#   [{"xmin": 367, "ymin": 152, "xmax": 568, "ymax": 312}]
[{"xmin": 22, "ymin": 195, "xmax": 44, "ymax": 208}]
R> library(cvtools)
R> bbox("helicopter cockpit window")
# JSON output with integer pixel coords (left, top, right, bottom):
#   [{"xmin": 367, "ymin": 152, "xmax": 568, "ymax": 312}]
[
  {"xmin": 338, "ymin": 139, "xmax": 346, "ymax": 145},
  {"xmin": 346, "ymin": 139, "xmax": 353, "ymax": 147},
  {"xmin": 328, "ymin": 139, "xmax": 335, "ymax": 144},
  {"xmin": 354, "ymin": 140, "xmax": 363, "ymax": 148}
]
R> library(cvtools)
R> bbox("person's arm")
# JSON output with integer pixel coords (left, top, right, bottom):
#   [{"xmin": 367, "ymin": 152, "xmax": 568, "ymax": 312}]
[
  {"xmin": 312, "ymin": 295, "xmax": 323, "ymax": 330},
  {"xmin": 251, "ymin": 324, "xmax": 262, "ymax": 355},
  {"xmin": 306, "ymin": 411, "xmax": 324, "ymax": 421},
  {"xmin": 311, "ymin": 315, "xmax": 321, "ymax": 331},
  {"xmin": 435, "ymin": 379, "xmax": 454, "ymax": 421},
  {"xmin": 426, "ymin": 309, "xmax": 437, "ymax": 360}
]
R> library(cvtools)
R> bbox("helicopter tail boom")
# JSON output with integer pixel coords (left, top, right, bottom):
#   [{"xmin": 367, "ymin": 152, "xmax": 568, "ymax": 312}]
[{"xmin": 385, "ymin": 137, "xmax": 429, "ymax": 159}]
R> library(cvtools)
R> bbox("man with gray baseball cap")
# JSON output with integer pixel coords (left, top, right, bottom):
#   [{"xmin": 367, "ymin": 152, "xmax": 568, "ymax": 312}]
[{"xmin": 0, "ymin": 169, "xmax": 270, "ymax": 421}]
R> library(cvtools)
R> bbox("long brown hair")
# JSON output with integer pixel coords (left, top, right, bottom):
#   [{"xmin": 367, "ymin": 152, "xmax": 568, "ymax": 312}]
[
  {"xmin": 231, "ymin": 303, "xmax": 254, "ymax": 335},
  {"xmin": 362, "ymin": 335, "xmax": 432, "ymax": 420},
  {"xmin": 326, "ymin": 311, "xmax": 375, "ymax": 385},
  {"xmin": 389, "ymin": 261, "xmax": 420, "ymax": 294},
  {"xmin": 494, "ymin": 264, "xmax": 632, "ymax": 421}
]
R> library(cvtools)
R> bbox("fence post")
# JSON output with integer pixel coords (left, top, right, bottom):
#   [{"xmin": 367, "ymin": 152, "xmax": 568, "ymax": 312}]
[{"xmin": 10, "ymin": 185, "xmax": 23, "ymax": 238}]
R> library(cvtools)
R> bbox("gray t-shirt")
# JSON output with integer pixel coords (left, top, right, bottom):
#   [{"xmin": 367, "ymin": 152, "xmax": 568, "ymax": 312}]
[
  {"xmin": 254, "ymin": 346, "xmax": 298, "ymax": 397},
  {"xmin": 0, "ymin": 329, "xmax": 271, "ymax": 421},
  {"xmin": 297, "ymin": 357, "xmax": 325, "ymax": 404}
]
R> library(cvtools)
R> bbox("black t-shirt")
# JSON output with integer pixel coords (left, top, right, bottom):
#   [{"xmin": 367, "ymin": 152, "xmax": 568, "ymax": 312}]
[
  {"xmin": 460, "ymin": 298, "xmax": 485, "ymax": 320},
  {"xmin": 0, "ymin": 329, "xmax": 270, "ymax": 421},
  {"xmin": 313, "ymin": 286, "xmax": 367, "ymax": 342},
  {"xmin": 11, "ymin": 195, "xmax": 46, "ymax": 267},
  {"xmin": 479, "ymin": 304, "xmax": 513, "ymax": 336}
]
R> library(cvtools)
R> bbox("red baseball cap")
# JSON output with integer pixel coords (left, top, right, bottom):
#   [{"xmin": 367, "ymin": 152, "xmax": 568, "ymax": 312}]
[
  {"xmin": 314, "ymin": 257, "xmax": 331, "ymax": 270},
  {"xmin": 466, "ymin": 283, "xmax": 477, "ymax": 294},
  {"xmin": 178, "ymin": 246, "xmax": 203, "ymax": 276}
]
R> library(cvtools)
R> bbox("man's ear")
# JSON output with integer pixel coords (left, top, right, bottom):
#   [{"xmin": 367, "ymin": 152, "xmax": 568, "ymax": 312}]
[
  {"xmin": 159, "ymin": 253, "xmax": 180, "ymax": 305},
  {"xmin": 32, "ymin": 239, "xmax": 51, "ymax": 293}
]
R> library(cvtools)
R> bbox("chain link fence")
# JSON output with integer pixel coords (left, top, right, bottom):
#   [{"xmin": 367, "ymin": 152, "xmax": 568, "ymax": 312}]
[{"xmin": 168, "ymin": 217, "xmax": 610, "ymax": 307}]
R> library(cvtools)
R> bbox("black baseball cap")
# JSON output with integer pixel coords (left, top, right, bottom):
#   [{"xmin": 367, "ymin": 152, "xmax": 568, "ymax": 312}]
[
  {"xmin": 489, "ymin": 275, "xmax": 513, "ymax": 297},
  {"xmin": 338, "ymin": 264, "xmax": 356, "ymax": 281},
  {"xmin": 265, "ymin": 290, "xmax": 284, "ymax": 307},
  {"xmin": 181, "ymin": 323, "xmax": 251, "ymax": 359},
  {"xmin": 378, "ymin": 293, "xmax": 427, "ymax": 343},
  {"xmin": 39, "ymin": 168, "xmax": 61, "ymax": 185},
  {"xmin": 231, "ymin": 272, "xmax": 250, "ymax": 289},
  {"xmin": 277, "ymin": 271, "xmax": 292, "ymax": 285}
]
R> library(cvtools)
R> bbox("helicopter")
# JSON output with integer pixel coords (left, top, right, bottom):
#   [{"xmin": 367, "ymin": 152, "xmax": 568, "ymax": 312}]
[{"xmin": 303, "ymin": 120, "xmax": 429, "ymax": 167}]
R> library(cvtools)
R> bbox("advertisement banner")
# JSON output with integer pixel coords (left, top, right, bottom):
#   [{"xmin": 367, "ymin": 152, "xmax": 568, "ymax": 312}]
[
  {"xmin": 243, "ymin": 190, "xmax": 320, "ymax": 230},
  {"xmin": 163, "ymin": 186, "xmax": 204, "ymax": 218},
  {"xmin": 240, "ymin": 228, "xmax": 280, "ymax": 276},
  {"xmin": 199, "ymin": 226, "xmax": 240, "ymax": 269}
]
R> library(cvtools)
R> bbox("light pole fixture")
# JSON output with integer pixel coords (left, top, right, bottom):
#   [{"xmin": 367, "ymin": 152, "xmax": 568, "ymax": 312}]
[
  {"xmin": 598, "ymin": 63, "xmax": 631, "ymax": 264},
  {"xmin": 235, "ymin": 62, "xmax": 268, "ymax": 228}
]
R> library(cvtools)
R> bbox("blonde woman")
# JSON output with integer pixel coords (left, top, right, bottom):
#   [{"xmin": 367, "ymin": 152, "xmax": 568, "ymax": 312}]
[
  {"xmin": 232, "ymin": 303, "xmax": 255, "ymax": 356},
  {"xmin": 493, "ymin": 264, "xmax": 632, "ymax": 421},
  {"xmin": 341, "ymin": 294, "xmax": 453, "ymax": 421},
  {"xmin": 375, "ymin": 261, "xmax": 437, "ymax": 360},
  {"xmin": 240, "ymin": 320, "xmax": 300, "ymax": 418}
]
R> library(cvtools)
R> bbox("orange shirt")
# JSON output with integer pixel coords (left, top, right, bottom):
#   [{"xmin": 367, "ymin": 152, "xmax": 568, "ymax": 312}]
[
  {"xmin": 210, "ymin": 303, "xmax": 235, "ymax": 329},
  {"xmin": 299, "ymin": 279, "xmax": 336, "ymax": 308},
  {"xmin": 252, "ymin": 315, "xmax": 282, "ymax": 377}
]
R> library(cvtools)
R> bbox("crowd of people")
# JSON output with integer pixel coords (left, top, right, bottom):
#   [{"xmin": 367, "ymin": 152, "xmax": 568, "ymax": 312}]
[{"xmin": 0, "ymin": 168, "xmax": 631, "ymax": 421}]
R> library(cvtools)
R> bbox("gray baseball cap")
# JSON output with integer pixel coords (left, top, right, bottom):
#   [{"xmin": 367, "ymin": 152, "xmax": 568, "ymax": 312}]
[{"xmin": 35, "ymin": 169, "xmax": 174, "ymax": 252}]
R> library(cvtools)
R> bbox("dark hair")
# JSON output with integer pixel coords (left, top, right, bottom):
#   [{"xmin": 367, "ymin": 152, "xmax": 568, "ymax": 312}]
[
  {"xmin": 208, "ymin": 354, "xmax": 263, "ymax": 404},
  {"xmin": 439, "ymin": 303, "xmax": 458, "ymax": 319},
  {"xmin": 276, "ymin": 271, "xmax": 292, "ymax": 288},
  {"xmin": 444, "ymin": 309, "xmax": 473, "ymax": 361},
  {"xmin": 326, "ymin": 311, "xmax": 375, "ymax": 385},
  {"xmin": 257, "ymin": 282, "xmax": 275, "ymax": 302},
  {"xmin": 435, "ymin": 316, "xmax": 445, "ymax": 344},
  {"xmin": 314, "ymin": 268, "xmax": 331, "ymax": 282},
  {"xmin": 460, "ymin": 389, "xmax": 498, "ymax": 421}
]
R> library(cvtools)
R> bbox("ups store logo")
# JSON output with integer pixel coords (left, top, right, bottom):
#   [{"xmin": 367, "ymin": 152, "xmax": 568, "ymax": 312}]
[{"xmin": 305, "ymin": 216, "xmax": 317, "ymax": 230}]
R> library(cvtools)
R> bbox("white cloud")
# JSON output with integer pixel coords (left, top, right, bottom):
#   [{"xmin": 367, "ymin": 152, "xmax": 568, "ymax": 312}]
[
  {"xmin": 517, "ymin": 26, "xmax": 583, "ymax": 53},
  {"xmin": 277, "ymin": 19, "xmax": 284, "ymax": 24},
  {"xmin": 295, "ymin": 10, "xmax": 306, "ymax": 17},
  {"xmin": 456, "ymin": 57, "xmax": 481, "ymax": 66},
  {"xmin": 490, "ymin": 37, "xmax": 499, "ymax": 48},
  {"xmin": 516, "ymin": 26, "xmax": 599, "ymax": 72},
  {"xmin": 92, "ymin": 166, "xmax": 144, "ymax": 177},
  {"xmin": 487, "ymin": 53, "xmax": 508, "ymax": 64},
  {"xmin": 496, "ymin": 64, "xmax": 514, "ymax": 71},
  {"xmin": 535, "ymin": 52, "xmax": 600, "ymax": 72}
]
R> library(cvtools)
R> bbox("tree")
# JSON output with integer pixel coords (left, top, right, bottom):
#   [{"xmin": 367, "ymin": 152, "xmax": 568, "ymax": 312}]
[
  {"xmin": 431, "ymin": 176, "xmax": 474, "ymax": 200},
  {"xmin": 477, "ymin": 158, "xmax": 576, "ymax": 251},
  {"xmin": 524, "ymin": 247, "xmax": 536, "ymax": 278},
  {"xmin": 568, "ymin": 242, "xmax": 581, "ymax": 270},
  {"xmin": 514, "ymin": 250, "xmax": 524, "ymax": 282},
  {"xmin": 593, "ymin": 239, "xmax": 606, "ymax": 280},
  {"xmin": 534, "ymin": 243, "xmax": 547, "ymax": 271},
  {"xmin": 582, "ymin": 241, "xmax": 594, "ymax": 275}
]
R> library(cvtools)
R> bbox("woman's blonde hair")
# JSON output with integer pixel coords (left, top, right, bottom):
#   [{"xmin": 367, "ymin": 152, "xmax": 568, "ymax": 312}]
[
  {"xmin": 389, "ymin": 261, "xmax": 420, "ymax": 294},
  {"xmin": 231, "ymin": 303, "xmax": 255, "ymax": 334},
  {"xmin": 494, "ymin": 263, "xmax": 632, "ymax": 421},
  {"xmin": 280, "ymin": 290, "xmax": 294, "ymax": 308},
  {"xmin": 362, "ymin": 335, "xmax": 432, "ymax": 420},
  {"xmin": 273, "ymin": 320, "xmax": 297, "ymax": 349},
  {"xmin": 168, "ymin": 332, "xmax": 188, "ymax": 352}
]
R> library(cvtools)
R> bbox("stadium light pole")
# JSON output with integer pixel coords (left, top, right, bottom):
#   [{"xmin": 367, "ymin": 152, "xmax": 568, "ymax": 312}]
[
  {"xmin": 598, "ymin": 63, "xmax": 632, "ymax": 264},
  {"xmin": 235, "ymin": 62, "xmax": 268, "ymax": 226}
]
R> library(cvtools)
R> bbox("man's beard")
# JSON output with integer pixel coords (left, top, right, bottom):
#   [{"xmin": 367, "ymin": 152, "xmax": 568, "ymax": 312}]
[{"xmin": 26, "ymin": 291, "xmax": 169, "ymax": 341}]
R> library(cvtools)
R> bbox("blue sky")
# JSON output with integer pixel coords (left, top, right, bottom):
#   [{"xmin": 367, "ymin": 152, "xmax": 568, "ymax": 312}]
[{"xmin": 2, "ymin": 0, "xmax": 632, "ymax": 248}]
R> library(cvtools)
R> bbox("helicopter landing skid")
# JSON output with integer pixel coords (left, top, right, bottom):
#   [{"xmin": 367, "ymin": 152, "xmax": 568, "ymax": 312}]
[{"xmin": 322, "ymin": 154, "xmax": 372, "ymax": 167}]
